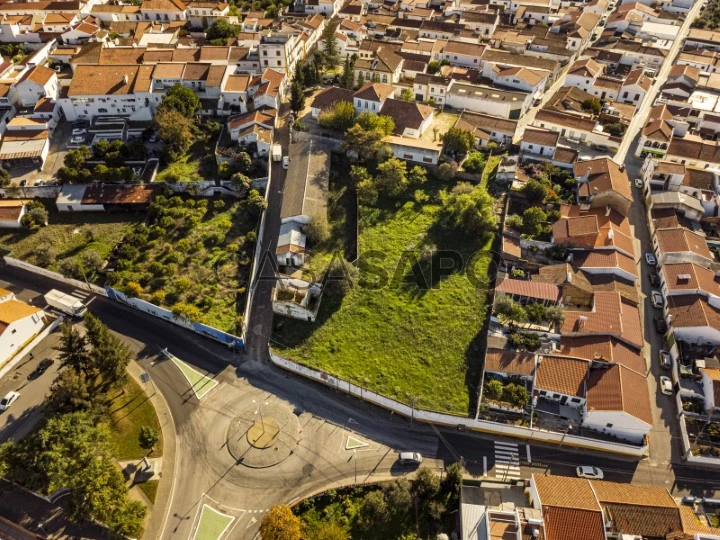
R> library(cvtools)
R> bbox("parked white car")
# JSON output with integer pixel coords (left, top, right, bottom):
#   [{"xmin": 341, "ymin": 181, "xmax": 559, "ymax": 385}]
[
  {"xmin": 0, "ymin": 391, "xmax": 20, "ymax": 411},
  {"xmin": 399, "ymin": 452, "xmax": 423, "ymax": 465},
  {"xmin": 69, "ymin": 136, "xmax": 85, "ymax": 145},
  {"xmin": 645, "ymin": 253, "xmax": 657, "ymax": 266},
  {"xmin": 71, "ymin": 128, "xmax": 87, "ymax": 136},
  {"xmin": 576, "ymin": 466, "xmax": 604, "ymax": 479},
  {"xmin": 651, "ymin": 290, "xmax": 664, "ymax": 309},
  {"xmin": 282, "ymin": 156, "xmax": 290, "ymax": 169},
  {"xmin": 660, "ymin": 376, "xmax": 673, "ymax": 395},
  {"xmin": 634, "ymin": 178, "xmax": 643, "ymax": 189}
]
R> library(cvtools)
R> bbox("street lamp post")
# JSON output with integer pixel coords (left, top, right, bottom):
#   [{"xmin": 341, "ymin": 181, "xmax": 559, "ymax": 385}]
[{"xmin": 353, "ymin": 449, "xmax": 357, "ymax": 484}]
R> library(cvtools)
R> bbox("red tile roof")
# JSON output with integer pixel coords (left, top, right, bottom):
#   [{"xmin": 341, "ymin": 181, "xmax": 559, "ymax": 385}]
[
  {"xmin": 485, "ymin": 349, "xmax": 536, "ymax": 376},
  {"xmin": 557, "ymin": 336, "xmax": 646, "ymax": 375},
  {"xmin": 663, "ymin": 262, "xmax": 720, "ymax": 296},
  {"xmin": 543, "ymin": 507, "xmax": 605, "ymax": 540},
  {"xmin": 655, "ymin": 227, "xmax": 713, "ymax": 261},
  {"xmin": 532, "ymin": 475, "xmax": 600, "ymax": 510},
  {"xmin": 535, "ymin": 356, "xmax": 588, "ymax": 397},
  {"xmin": 561, "ymin": 291, "xmax": 643, "ymax": 348},
  {"xmin": 496, "ymin": 278, "xmax": 560, "ymax": 303},
  {"xmin": 586, "ymin": 364, "xmax": 653, "ymax": 425},
  {"xmin": 667, "ymin": 294, "xmax": 720, "ymax": 331}
]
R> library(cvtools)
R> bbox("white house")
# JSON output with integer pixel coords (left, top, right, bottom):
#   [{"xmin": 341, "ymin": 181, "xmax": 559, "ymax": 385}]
[
  {"xmin": 700, "ymin": 367, "xmax": 720, "ymax": 413},
  {"xmin": 226, "ymin": 109, "xmax": 275, "ymax": 157},
  {"xmin": 0, "ymin": 290, "xmax": 45, "ymax": 368},
  {"xmin": 667, "ymin": 295, "xmax": 720, "ymax": 346},
  {"xmin": 9, "ymin": 65, "xmax": 58, "ymax": 108},
  {"xmin": 352, "ymin": 82, "xmax": 395, "ymax": 114}
]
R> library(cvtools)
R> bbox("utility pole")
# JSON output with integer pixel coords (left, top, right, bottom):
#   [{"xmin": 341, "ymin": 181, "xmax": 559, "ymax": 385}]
[{"xmin": 353, "ymin": 449, "xmax": 357, "ymax": 484}]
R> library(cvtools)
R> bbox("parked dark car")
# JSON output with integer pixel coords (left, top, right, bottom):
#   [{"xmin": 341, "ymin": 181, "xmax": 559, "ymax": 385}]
[
  {"xmin": 27, "ymin": 358, "xmax": 54, "ymax": 380},
  {"xmin": 654, "ymin": 318, "xmax": 668, "ymax": 334},
  {"xmin": 649, "ymin": 273, "xmax": 660, "ymax": 287}
]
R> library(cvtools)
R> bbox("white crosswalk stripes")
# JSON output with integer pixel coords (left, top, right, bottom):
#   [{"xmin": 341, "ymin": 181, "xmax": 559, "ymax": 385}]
[
  {"xmin": 494, "ymin": 441, "xmax": 522, "ymax": 480},
  {"xmin": 69, "ymin": 290, "xmax": 90, "ymax": 301}
]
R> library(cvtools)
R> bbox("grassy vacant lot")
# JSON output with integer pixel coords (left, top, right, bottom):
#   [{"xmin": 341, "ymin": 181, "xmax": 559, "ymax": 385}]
[
  {"xmin": 274, "ymin": 177, "xmax": 493, "ymax": 414},
  {"xmin": 155, "ymin": 134, "xmax": 219, "ymax": 183},
  {"xmin": 111, "ymin": 194, "xmax": 257, "ymax": 334},
  {"xmin": 0, "ymin": 204, "xmax": 138, "ymax": 281},
  {"xmin": 107, "ymin": 376, "xmax": 163, "ymax": 461}
]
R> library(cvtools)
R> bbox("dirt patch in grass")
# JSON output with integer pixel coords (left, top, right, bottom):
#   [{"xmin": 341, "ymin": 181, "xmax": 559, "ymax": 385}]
[
  {"xmin": 106, "ymin": 376, "xmax": 163, "ymax": 461},
  {"xmin": 273, "ymin": 179, "xmax": 493, "ymax": 414}
]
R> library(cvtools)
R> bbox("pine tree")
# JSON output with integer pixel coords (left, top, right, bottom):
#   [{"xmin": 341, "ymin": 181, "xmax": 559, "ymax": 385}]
[{"xmin": 322, "ymin": 23, "xmax": 340, "ymax": 69}]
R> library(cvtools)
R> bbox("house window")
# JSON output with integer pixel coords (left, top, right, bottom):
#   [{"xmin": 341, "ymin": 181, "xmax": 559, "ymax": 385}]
[
  {"xmin": 423, "ymin": 157, "xmax": 433, "ymax": 163},
  {"xmin": 622, "ymin": 91, "xmax": 628, "ymax": 98},
  {"xmin": 634, "ymin": 93, "xmax": 640, "ymax": 100},
  {"xmin": 404, "ymin": 153, "xmax": 413, "ymax": 159},
  {"xmin": 606, "ymin": 423, "xmax": 613, "ymax": 428},
  {"xmin": 571, "ymin": 397, "xmax": 581, "ymax": 403},
  {"xmin": 11, "ymin": 329, "xmax": 16, "ymax": 334},
  {"xmin": 264, "ymin": 60, "xmax": 268, "ymax": 66},
  {"xmin": 276, "ymin": 51, "xmax": 281, "ymax": 56},
  {"xmin": 528, "ymin": 144, "xmax": 533, "ymax": 150},
  {"xmin": 263, "ymin": 50, "xmax": 267, "ymax": 56}
]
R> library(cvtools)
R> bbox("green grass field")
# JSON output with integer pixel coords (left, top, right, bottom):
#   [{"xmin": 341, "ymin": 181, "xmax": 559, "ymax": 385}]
[
  {"xmin": 0, "ymin": 207, "xmax": 138, "ymax": 281},
  {"xmin": 138, "ymin": 480, "xmax": 159, "ymax": 504},
  {"xmin": 106, "ymin": 376, "xmax": 164, "ymax": 460},
  {"xmin": 274, "ymin": 186, "xmax": 493, "ymax": 414},
  {"xmin": 193, "ymin": 505, "xmax": 234, "ymax": 540}
]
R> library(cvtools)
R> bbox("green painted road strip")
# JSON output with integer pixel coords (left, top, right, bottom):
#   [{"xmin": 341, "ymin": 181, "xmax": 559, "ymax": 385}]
[
  {"xmin": 170, "ymin": 354, "xmax": 218, "ymax": 400},
  {"xmin": 346, "ymin": 435, "xmax": 368, "ymax": 450},
  {"xmin": 192, "ymin": 504, "xmax": 234, "ymax": 540}
]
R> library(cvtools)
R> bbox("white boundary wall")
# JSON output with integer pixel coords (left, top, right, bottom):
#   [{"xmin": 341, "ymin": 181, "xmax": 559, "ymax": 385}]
[
  {"xmin": 270, "ymin": 351, "xmax": 648, "ymax": 457},
  {"xmin": 4, "ymin": 257, "xmax": 108, "ymax": 296}
]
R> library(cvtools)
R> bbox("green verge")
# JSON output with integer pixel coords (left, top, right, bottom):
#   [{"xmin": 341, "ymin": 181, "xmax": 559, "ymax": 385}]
[
  {"xmin": 170, "ymin": 355, "xmax": 218, "ymax": 400},
  {"xmin": 106, "ymin": 376, "xmax": 164, "ymax": 461},
  {"xmin": 274, "ymin": 183, "xmax": 492, "ymax": 414},
  {"xmin": 193, "ymin": 505, "xmax": 234, "ymax": 540},
  {"xmin": 138, "ymin": 480, "xmax": 159, "ymax": 504}
]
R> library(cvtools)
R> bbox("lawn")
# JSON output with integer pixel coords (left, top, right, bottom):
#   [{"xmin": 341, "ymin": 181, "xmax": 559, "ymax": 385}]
[
  {"xmin": 480, "ymin": 155, "xmax": 502, "ymax": 190},
  {"xmin": 110, "ymin": 194, "xmax": 258, "ymax": 334},
  {"xmin": 193, "ymin": 505, "xmax": 234, "ymax": 540},
  {"xmin": 170, "ymin": 354, "xmax": 218, "ymax": 400},
  {"xmin": 0, "ymin": 204, "xmax": 138, "ymax": 282},
  {"xmin": 273, "ymin": 180, "xmax": 493, "ymax": 414},
  {"xmin": 155, "ymin": 134, "xmax": 219, "ymax": 183},
  {"xmin": 138, "ymin": 480, "xmax": 159, "ymax": 504},
  {"xmin": 106, "ymin": 376, "xmax": 164, "ymax": 461}
]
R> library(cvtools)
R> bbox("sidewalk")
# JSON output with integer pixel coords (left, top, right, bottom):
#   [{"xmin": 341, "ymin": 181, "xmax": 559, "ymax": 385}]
[{"xmin": 126, "ymin": 358, "xmax": 177, "ymax": 540}]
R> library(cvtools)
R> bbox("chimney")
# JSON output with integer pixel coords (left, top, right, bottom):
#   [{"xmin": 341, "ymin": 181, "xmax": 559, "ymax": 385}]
[
  {"xmin": 578, "ymin": 315, "xmax": 588, "ymax": 330},
  {"xmin": 123, "ymin": 74, "xmax": 129, "ymax": 85},
  {"xmin": 608, "ymin": 228, "xmax": 614, "ymax": 239},
  {"xmin": 605, "ymin": 205, "xmax": 611, "ymax": 216},
  {"xmin": 567, "ymin": 271, "xmax": 572, "ymax": 283}
]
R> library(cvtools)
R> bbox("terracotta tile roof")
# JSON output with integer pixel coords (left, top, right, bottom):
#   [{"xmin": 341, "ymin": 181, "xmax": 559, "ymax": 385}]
[
  {"xmin": 591, "ymin": 479, "xmax": 676, "ymax": 508},
  {"xmin": 561, "ymin": 291, "xmax": 643, "ymax": 348},
  {"xmin": 575, "ymin": 157, "xmax": 632, "ymax": 203},
  {"xmin": 655, "ymin": 161, "xmax": 686, "ymax": 176},
  {"xmin": 353, "ymin": 82, "xmax": 395, "ymax": 102},
  {"xmin": 523, "ymin": 127, "xmax": 558, "ymax": 147},
  {"xmin": 456, "ymin": 111, "xmax": 518, "ymax": 139},
  {"xmin": 502, "ymin": 234, "xmax": 522, "ymax": 258},
  {"xmin": 21, "ymin": 65, "xmax": 55, "ymax": 87},
  {"xmin": 142, "ymin": 0, "xmax": 186, "ymax": 11},
  {"xmin": 311, "ymin": 86, "xmax": 354, "ymax": 111},
  {"xmin": 573, "ymin": 250, "xmax": 638, "ymax": 279},
  {"xmin": 542, "ymin": 507, "xmax": 605, "ymax": 540},
  {"xmin": 82, "ymin": 184, "xmax": 158, "ymax": 205},
  {"xmin": 68, "ymin": 64, "xmax": 152, "ymax": 96},
  {"xmin": 496, "ymin": 277, "xmax": 560, "ymax": 303},
  {"xmin": 152, "ymin": 62, "xmax": 183, "ymax": 79},
  {"xmin": 558, "ymin": 336, "xmax": 646, "ymax": 375},
  {"xmin": 655, "ymin": 227, "xmax": 712, "ymax": 261},
  {"xmin": 604, "ymin": 504, "xmax": 682, "ymax": 537},
  {"xmin": 535, "ymin": 108, "xmax": 597, "ymax": 133},
  {"xmin": 584, "ymin": 274, "xmax": 639, "ymax": 307},
  {"xmin": 668, "ymin": 294, "xmax": 720, "ymax": 331},
  {"xmin": 586, "ymin": 364, "xmax": 653, "ymax": 425},
  {"xmin": 567, "ymin": 57, "xmax": 603, "ymax": 78},
  {"xmin": 663, "ymin": 262, "xmax": 720, "ymax": 296},
  {"xmin": 680, "ymin": 505, "xmax": 720, "ymax": 535},
  {"xmin": 379, "ymin": 98, "xmax": 434, "ymax": 134},
  {"xmin": 227, "ymin": 109, "xmax": 276, "ymax": 130},
  {"xmin": 532, "ymin": 475, "xmax": 600, "ymax": 511},
  {"xmin": 0, "ymin": 201, "xmax": 25, "ymax": 223},
  {"xmin": 533, "ymin": 263, "xmax": 592, "ymax": 291},
  {"xmin": 535, "ymin": 356, "xmax": 588, "ymax": 397},
  {"xmin": 485, "ymin": 348, "xmax": 536, "ymax": 376},
  {"xmin": 0, "ymin": 298, "xmax": 42, "ymax": 326},
  {"xmin": 667, "ymin": 137, "xmax": 720, "ymax": 164}
]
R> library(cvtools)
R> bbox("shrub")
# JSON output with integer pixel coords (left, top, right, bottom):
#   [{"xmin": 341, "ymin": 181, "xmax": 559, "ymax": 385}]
[
  {"xmin": 463, "ymin": 152, "xmax": 486, "ymax": 173},
  {"xmin": 511, "ymin": 268, "xmax": 525, "ymax": 279},
  {"xmin": 506, "ymin": 214, "xmax": 523, "ymax": 230},
  {"xmin": 304, "ymin": 216, "xmax": 330, "ymax": 245},
  {"xmin": 525, "ymin": 302, "xmax": 546, "ymax": 323},
  {"xmin": 486, "ymin": 379, "xmax": 503, "ymax": 400},
  {"xmin": 125, "ymin": 282, "xmax": 144, "ymax": 297},
  {"xmin": 504, "ymin": 383, "xmax": 529, "ymax": 407}
]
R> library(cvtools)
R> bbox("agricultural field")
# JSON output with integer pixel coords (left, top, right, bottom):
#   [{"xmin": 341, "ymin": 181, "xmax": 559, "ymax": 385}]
[{"xmin": 273, "ymin": 170, "xmax": 494, "ymax": 415}]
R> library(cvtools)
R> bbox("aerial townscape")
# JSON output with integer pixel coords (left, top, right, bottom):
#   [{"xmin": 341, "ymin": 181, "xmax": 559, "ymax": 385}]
[{"xmin": 4, "ymin": 0, "xmax": 720, "ymax": 537}]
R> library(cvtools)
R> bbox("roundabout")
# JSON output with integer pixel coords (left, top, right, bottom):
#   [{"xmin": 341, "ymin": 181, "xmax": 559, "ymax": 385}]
[{"xmin": 226, "ymin": 400, "xmax": 301, "ymax": 468}]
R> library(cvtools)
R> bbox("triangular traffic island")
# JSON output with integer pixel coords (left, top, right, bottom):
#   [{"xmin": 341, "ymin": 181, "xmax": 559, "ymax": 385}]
[{"xmin": 346, "ymin": 436, "xmax": 369, "ymax": 450}]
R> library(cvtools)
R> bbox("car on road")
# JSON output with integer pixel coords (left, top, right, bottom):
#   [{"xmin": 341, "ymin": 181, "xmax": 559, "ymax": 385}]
[
  {"xmin": 0, "ymin": 391, "xmax": 20, "ymax": 411},
  {"xmin": 658, "ymin": 350, "xmax": 672, "ymax": 369},
  {"xmin": 634, "ymin": 178, "xmax": 644, "ymax": 189},
  {"xmin": 576, "ymin": 466, "xmax": 604, "ymax": 479},
  {"xmin": 592, "ymin": 144, "xmax": 609, "ymax": 152},
  {"xmin": 399, "ymin": 452, "xmax": 423, "ymax": 465},
  {"xmin": 660, "ymin": 376, "xmax": 673, "ymax": 395},
  {"xmin": 27, "ymin": 358, "xmax": 54, "ymax": 380},
  {"xmin": 654, "ymin": 317, "xmax": 668, "ymax": 334},
  {"xmin": 651, "ymin": 290, "xmax": 664, "ymax": 309},
  {"xmin": 645, "ymin": 253, "xmax": 657, "ymax": 266},
  {"xmin": 282, "ymin": 156, "xmax": 290, "ymax": 169},
  {"xmin": 69, "ymin": 135, "xmax": 85, "ymax": 145},
  {"xmin": 649, "ymin": 273, "xmax": 660, "ymax": 287}
]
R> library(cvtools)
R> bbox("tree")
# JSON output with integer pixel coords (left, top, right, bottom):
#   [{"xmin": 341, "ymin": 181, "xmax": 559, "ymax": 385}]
[
  {"xmin": 359, "ymin": 490, "xmax": 389, "ymax": 528},
  {"xmin": 523, "ymin": 178, "xmax": 548, "ymax": 203},
  {"xmin": 342, "ymin": 124, "xmax": 390, "ymax": 163},
  {"xmin": 494, "ymin": 295, "xmax": 514, "ymax": 317},
  {"xmin": 509, "ymin": 302, "xmax": 528, "ymax": 323},
  {"xmin": 260, "ymin": 505, "xmax": 302, "ymax": 540},
  {"xmin": 442, "ymin": 462, "xmax": 463, "ymax": 504},
  {"xmin": 463, "ymin": 151, "xmax": 486, "ymax": 173},
  {"xmin": 581, "ymin": 98, "xmax": 602, "ymax": 115},
  {"xmin": 525, "ymin": 302, "xmax": 546, "ymax": 323},
  {"xmin": 290, "ymin": 81, "xmax": 305, "ymax": 113},
  {"xmin": 352, "ymin": 166, "xmax": 377, "ymax": 205},
  {"xmin": 486, "ymin": 379, "xmax": 503, "ymax": 400},
  {"xmin": 505, "ymin": 383, "xmax": 529, "ymax": 407},
  {"xmin": 139, "ymin": 426, "xmax": 159, "ymax": 453},
  {"xmin": 64, "ymin": 145, "xmax": 91, "ymax": 169},
  {"xmin": 57, "ymin": 323, "xmax": 91, "ymax": 373},
  {"xmin": 206, "ymin": 18, "xmax": 241, "ymax": 41},
  {"xmin": 312, "ymin": 522, "xmax": 349, "ymax": 540},
  {"xmin": 159, "ymin": 84, "xmax": 200, "ymax": 118},
  {"xmin": 21, "ymin": 202, "xmax": 48, "ymax": 230},
  {"xmin": 340, "ymin": 54, "xmax": 357, "ymax": 89},
  {"xmin": 84, "ymin": 312, "xmax": 132, "ymax": 395},
  {"xmin": 230, "ymin": 172, "xmax": 251, "ymax": 197},
  {"xmin": 155, "ymin": 108, "xmax": 195, "ymax": 159},
  {"xmin": 442, "ymin": 127, "xmax": 475, "ymax": 155},
  {"xmin": 355, "ymin": 112, "xmax": 394, "ymax": 136},
  {"xmin": 545, "ymin": 305, "xmax": 565, "ymax": 325},
  {"xmin": 408, "ymin": 165, "xmax": 427, "ymax": 186},
  {"xmin": 437, "ymin": 161, "xmax": 457, "ymax": 181},
  {"xmin": 247, "ymin": 188, "xmax": 268, "ymax": 216},
  {"xmin": 412, "ymin": 468, "xmax": 440, "ymax": 500},
  {"xmin": 46, "ymin": 369, "xmax": 98, "ymax": 415},
  {"xmin": 304, "ymin": 215, "xmax": 330, "ymax": 244},
  {"xmin": 506, "ymin": 214, "xmax": 523, "ymax": 230},
  {"xmin": 171, "ymin": 302, "xmax": 203, "ymax": 322},
  {"xmin": 522, "ymin": 206, "xmax": 547, "ymax": 236},
  {"xmin": 0, "ymin": 167, "xmax": 10, "ymax": 187},
  {"xmin": 375, "ymin": 157, "xmax": 408, "ymax": 196},
  {"xmin": 400, "ymin": 88, "xmax": 414, "ymax": 101},
  {"xmin": 439, "ymin": 182, "xmax": 497, "ymax": 236},
  {"xmin": 383, "ymin": 478, "xmax": 413, "ymax": 514},
  {"xmin": 319, "ymin": 100, "xmax": 356, "ymax": 132},
  {"xmin": 235, "ymin": 151, "xmax": 253, "ymax": 173},
  {"xmin": 427, "ymin": 60, "xmax": 441, "ymax": 74},
  {"xmin": 322, "ymin": 23, "xmax": 341, "ymax": 69},
  {"xmin": 604, "ymin": 122, "xmax": 625, "ymax": 136}
]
